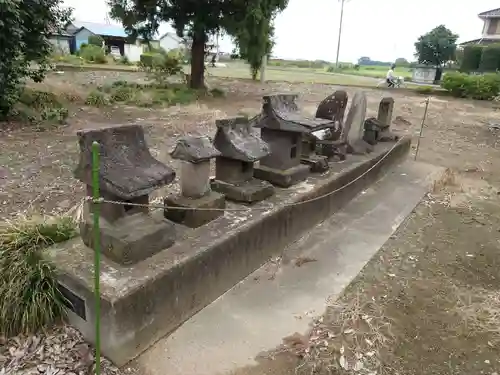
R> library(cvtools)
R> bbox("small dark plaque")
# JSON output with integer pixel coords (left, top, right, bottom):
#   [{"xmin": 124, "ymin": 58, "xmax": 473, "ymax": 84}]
[{"xmin": 58, "ymin": 283, "xmax": 87, "ymax": 320}]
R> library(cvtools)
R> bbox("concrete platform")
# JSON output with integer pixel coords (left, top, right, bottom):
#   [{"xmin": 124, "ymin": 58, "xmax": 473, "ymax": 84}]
[
  {"xmin": 44, "ymin": 139, "xmax": 411, "ymax": 366},
  {"xmin": 133, "ymin": 160, "xmax": 445, "ymax": 375}
]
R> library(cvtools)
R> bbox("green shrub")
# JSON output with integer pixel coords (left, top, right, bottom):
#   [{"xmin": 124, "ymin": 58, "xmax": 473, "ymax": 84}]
[
  {"xmin": 479, "ymin": 44, "xmax": 500, "ymax": 72},
  {"xmin": 0, "ymin": 216, "xmax": 77, "ymax": 336},
  {"xmin": 17, "ymin": 88, "xmax": 69, "ymax": 125},
  {"xmin": 88, "ymin": 35, "xmax": 104, "ymax": 47},
  {"xmin": 80, "ymin": 44, "xmax": 106, "ymax": 64},
  {"xmin": 110, "ymin": 86, "xmax": 134, "ymax": 102},
  {"xmin": 441, "ymin": 72, "xmax": 500, "ymax": 100},
  {"xmin": 85, "ymin": 90, "xmax": 109, "ymax": 106},
  {"xmin": 140, "ymin": 51, "xmax": 183, "ymax": 86},
  {"xmin": 460, "ymin": 45, "xmax": 483, "ymax": 72}
]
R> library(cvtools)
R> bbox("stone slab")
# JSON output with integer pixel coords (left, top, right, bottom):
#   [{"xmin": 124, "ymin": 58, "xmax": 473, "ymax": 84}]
[
  {"xmin": 79, "ymin": 207, "xmax": 176, "ymax": 265},
  {"xmin": 134, "ymin": 160, "xmax": 445, "ymax": 375},
  {"xmin": 300, "ymin": 154, "xmax": 329, "ymax": 173},
  {"xmin": 211, "ymin": 178, "xmax": 274, "ymax": 203},
  {"xmin": 44, "ymin": 139, "xmax": 411, "ymax": 366},
  {"xmin": 164, "ymin": 191, "xmax": 225, "ymax": 228},
  {"xmin": 253, "ymin": 163, "xmax": 310, "ymax": 188}
]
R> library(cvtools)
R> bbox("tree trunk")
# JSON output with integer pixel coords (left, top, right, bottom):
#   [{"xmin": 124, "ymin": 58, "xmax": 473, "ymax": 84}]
[{"xmin": 190, "ymin": 30, "xmax": 206, "ymax": 89}]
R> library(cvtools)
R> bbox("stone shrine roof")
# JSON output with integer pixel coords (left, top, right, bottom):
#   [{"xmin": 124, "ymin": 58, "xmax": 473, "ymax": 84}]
[
  {"xmin": 74, "ymin": 124, "xmax": 175, "ymax": 199},
  {"xmin": 213, "ymin": 117, "xmax": 270, "ymax": 162},
  {"xmin": 170, "ymin": 135, "xmax": 221, "ymax": 163},
  {"xmin": 255, "ymin": 94, "xmax": 334, "ymax": 133}
]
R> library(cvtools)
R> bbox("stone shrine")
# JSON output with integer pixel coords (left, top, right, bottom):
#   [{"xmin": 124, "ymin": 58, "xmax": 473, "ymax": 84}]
[
  {"xmin": 211, "ymin": 117, "xmax": 274, "ymax": 203},
  {"xmin": 164, "ymin": 135, "xmax": 225, "ymax": 227},
  {"xmin": 74, "ymin": 124, "xmax": 176, "ymax": 265},
  {"xmin": 254, "ymin": 94, "xmax": 333, "ymax": 187}
]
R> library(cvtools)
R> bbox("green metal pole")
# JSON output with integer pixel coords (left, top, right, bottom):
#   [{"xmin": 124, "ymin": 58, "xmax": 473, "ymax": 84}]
[{"xmin": 91, "ymin": 141, "xmax": 101, "ymax": 375}]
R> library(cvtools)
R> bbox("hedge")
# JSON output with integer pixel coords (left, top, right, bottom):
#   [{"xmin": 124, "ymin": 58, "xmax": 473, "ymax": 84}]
[
  {"xmin": 441, "ymin": 72, "xmax": 500, "ymax": 100},
  {"xmin": 460, "ymin": 45, "xmax": 483, "ymax": 73}
]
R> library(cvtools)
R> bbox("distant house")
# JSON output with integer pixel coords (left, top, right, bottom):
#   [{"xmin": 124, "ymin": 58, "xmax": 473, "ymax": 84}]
[
  {"xmin": 48, "ymin": 30, "xmax": 72, "ymax": 54},
  {"xmin": 66, "ymin": 21, "xmax": 159, "ymax": 62},
  {"xmin": 159, "ymin": 32, "xmax": 184, "ymax": 51},
  {"xmin": 460, "ymin": 8, "xmax": 500, "ymax": 46}
]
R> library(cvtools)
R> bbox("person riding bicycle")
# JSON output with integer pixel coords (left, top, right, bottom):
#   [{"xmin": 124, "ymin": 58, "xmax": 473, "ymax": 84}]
[{"xmin": 386, "ymin": 64, "xmax": 396, "ymax": 87}]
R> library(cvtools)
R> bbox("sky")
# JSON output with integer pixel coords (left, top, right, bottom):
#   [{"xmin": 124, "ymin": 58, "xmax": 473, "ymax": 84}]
[{"xmin": 64, "ymin": 0, "xmax": 500, "ymax": 63}]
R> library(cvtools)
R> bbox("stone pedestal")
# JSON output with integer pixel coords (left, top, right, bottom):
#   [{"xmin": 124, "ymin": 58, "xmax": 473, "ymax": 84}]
[
  {"xmin": 254, "ymin": 164, "xmax": 309, "ymax": 188},
  {"xmin": 211, "ymin": 157, "xmax": 274, "ymax": 202},
  {"xmin": 164, "ymin": 191, "xmax": 225, "ymax": 228},
  {"xmin": 80, "ymin": 201, "xmax": 175, "ymax": 265},
  {"xmin": 164, "ymin": 136, "xmax": 225, "ymax": 228}
]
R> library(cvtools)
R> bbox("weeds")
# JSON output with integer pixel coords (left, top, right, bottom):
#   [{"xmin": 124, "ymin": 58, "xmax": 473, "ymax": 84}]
[
  {"xmin": 0, "ymin": 216, "xmax": 77, "ymax": 336},
  {"xmin": 85, "ymin": 91, "xmax": 109, "ymax": 107}
]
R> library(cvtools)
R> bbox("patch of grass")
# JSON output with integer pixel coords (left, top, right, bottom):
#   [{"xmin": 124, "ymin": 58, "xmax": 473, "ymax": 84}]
[
  {"xmin": 0, "ymin": 216, "xmax": 78, "ymax": 336},
  {"xmin": 209, "ymin": 87, "xmax": 226, "ymax": 98},
  {"xmin": 415, "ymin": 85, "xmax": 435, "ymax": 95},
  {"xmin": 12, "ymin": 88, "xmax": 70, "ymax": 128},
  {"xmin": 85, "ymin": 90, "xmax": 109, "ymax": 107},
  {"xmin": 110, "ymin": 86, "xmax": 134, "ymax": 102}
]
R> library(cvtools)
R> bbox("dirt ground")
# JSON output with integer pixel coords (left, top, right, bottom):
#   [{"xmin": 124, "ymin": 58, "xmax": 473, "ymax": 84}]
[{"xmin": 2, "ymin": 71, "xmax": 500, "ymax": 375}]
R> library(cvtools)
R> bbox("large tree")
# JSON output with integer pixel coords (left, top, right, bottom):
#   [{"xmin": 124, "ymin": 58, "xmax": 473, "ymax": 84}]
[
  {"xmin": 110, "ymin": 0, "xmax": 231, "ymax": 88},
  {"xmin": 0, "ymin": 0, "xmax": 71, "ymax": 116},
  {"xmin": 414, "ymin": 25, "xmax": 458, "ymax": 67},
  {"xmin": 229, "ymin": 0, "xmax": 287, "ymax": 80},
  {"xmin": 109, "ymin": 0, "xmax": 288, "ymax": 88}
]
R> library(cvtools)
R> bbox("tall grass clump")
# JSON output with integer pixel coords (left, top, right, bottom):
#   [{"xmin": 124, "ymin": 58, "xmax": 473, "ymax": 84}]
[{"xmin": 0, "ymin": 216, "xmax": 77, "ymax": 336}]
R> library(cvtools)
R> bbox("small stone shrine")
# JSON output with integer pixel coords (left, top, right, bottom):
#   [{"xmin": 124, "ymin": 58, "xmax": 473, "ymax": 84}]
[
  {"xmin": 74, "ymin": 124, "xmax": 176, "ymax": 266},
  {"xmin": 342, "ymin": 91, "xmax": 374, "ymax": 155},
  {"xmin": 164, "ymin": 135, "xmax": 225, "ymax": 227},
  {"xmin": 211, "ymin": 117, "xmax": 274, "ymax": 203},
  {"xmin": 314, "ymin": 90, "xmax": 349, "ymax": 161},
  {"xmin": 363, "ymin": 97, "xmax": 399, "ymax": 145},
  {"xmin": 254, "ymin": 94, "xmax": 333, "ymax": 187}
]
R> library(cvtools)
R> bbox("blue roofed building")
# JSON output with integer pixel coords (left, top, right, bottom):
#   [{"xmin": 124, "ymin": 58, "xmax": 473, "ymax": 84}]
[{"xmin": 65, "ymin": 21, "xmax": 160, "ymax": 62}]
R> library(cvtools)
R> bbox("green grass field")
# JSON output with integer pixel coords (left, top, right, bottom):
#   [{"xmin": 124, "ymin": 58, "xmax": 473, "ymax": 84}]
[{"xmin": 55, "ymin": 61, "xmax": 421, "ymax": 88}]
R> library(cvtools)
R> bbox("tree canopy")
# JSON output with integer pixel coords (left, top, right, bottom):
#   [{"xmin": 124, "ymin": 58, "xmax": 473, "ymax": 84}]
[
  {"xmin": 109, "ymin": 0, "xmax": 288, "ymax": 87},
  {"xmin": 229, "ymin": 0, "xmax": 287, "ymax": 80},
  {"xmin": 0, "ymin": 0, "xmax": 71, "ymax": 116},
  {"xmin": 414, "ymin": 25, "xmax": 458, "ymax": 67}
]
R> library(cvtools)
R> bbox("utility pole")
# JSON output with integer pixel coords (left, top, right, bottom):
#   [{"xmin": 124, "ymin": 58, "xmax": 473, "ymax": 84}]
[{"xmin": 335, "ymin": 0, "xmax": 346, "ymax": 68}]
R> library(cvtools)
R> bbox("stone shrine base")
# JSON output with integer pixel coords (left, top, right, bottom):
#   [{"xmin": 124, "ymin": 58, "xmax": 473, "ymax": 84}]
[
  {"xmin": 80, "ymin": 206, "xmax": 176, "ymax": 266},
  {"xmin": 44, "ymin": 139, "xmax": 410, "ymax": 367},
  {"xmin": 164, "ymin": 191, "xmax": 225, "ymax": 228},
  {"xmin": 211, "ymin": 178, "xmax": 274, "ymax": 203},
  {"xmin": 254, "ymin": 163, "xmax": 310, "ymax": 187}
]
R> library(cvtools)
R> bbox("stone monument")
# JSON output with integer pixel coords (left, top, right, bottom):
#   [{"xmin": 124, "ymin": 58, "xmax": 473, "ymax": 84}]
[
  {"xmin": 342, "ymin": 91, "xmax": 374, "ymax": 154},
  {"xmin": 164, "ymin": 135, "xmax": 225, "ymax": 227},
  {"xmin": 211, "ymin": 117, "xmax": 274, "ymax": 203},
  {"xmin": 254, "ymin": 94, "xmax": 333, "ymax": 187},
  {"xmin": 363, "ymin": 97, "xmax": 399, "ymax": 145},
  {"xmin": 74, "ymin": 124, "xmax": 176, "ymax": 265},
  {"xmin": 314, "ymin": 90, "xmax": 349, "ymax": 161}
]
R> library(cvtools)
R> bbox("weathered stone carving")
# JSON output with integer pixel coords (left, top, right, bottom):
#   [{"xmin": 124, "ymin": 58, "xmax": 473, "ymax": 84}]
[
  {"xmin": 211, "ymin": 117, "xmax": 274, "ymax": 203},
  {"xmin": 74, "ymin": 124, "xmax": 176, "ymax": 265},
  {"xmin": 342, "ymin": 92, "xmax": 374, "ymax": 155},
  {"xmin": 164, "ymin": 136, "xmax": 225, "ymax": 228},
  {"xmin": 254, "ymin": 94, "xmax": 333, "ymax": 186},
  {"xmin": 314, "ymin": 90, "xmax": 349, "ymax": 161},
  {"xmin": 363, "ymin": 97, "xmax": 399, "ymax": 145},
  {"xmin": 377, "ymin": 97, "xmax": 394, "ymax": 127}
]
